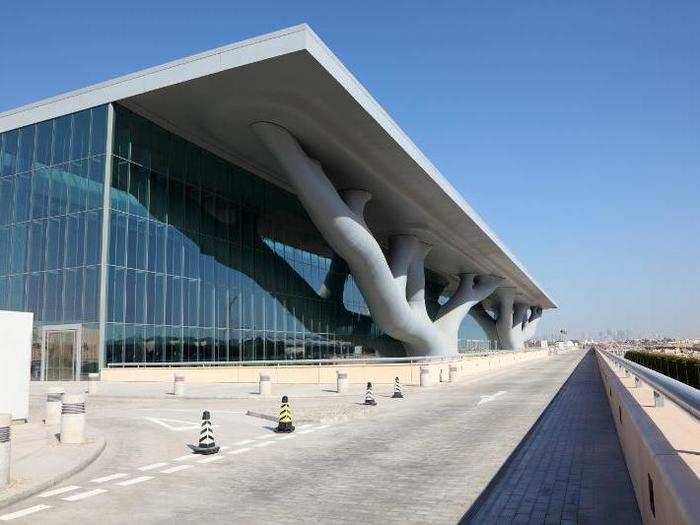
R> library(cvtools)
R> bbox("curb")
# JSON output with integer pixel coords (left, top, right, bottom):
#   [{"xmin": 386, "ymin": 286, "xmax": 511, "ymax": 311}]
[{"xmin": 0, "ymin": 431, "xmax": 107, "ymax": 510}]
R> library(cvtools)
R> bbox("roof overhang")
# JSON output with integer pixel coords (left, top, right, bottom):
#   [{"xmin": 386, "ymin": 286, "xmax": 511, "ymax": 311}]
[{"xmin": 0, "ymin": 24, "xmax": 556, "ymax": 309}]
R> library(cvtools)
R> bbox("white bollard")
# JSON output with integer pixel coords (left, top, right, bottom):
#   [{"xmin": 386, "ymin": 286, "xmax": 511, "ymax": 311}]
[
  {"xmin": 60, "ymin": 394, "xmax": 85, "ymax": 444},
  {"xmin": 449, "ymin": 365, "xmax": 459, "ymax": 382},
  {"xmin": 45, "ymin": 387, "xmax": 65, "ymax": 425},
  {"xmin": 259, "ymin": 374, "xmax": 272, "ymax": 397},
  {"xmin": 88, "ymin": 373, "xmax": 99, "ymax": 395},
  {"xmin": 420, "ymin": 367, "xmax": 431, "ymax": 387},
  {"xmin": 0, "ymin": 413, "xmax": 10, "ymax": 488},
  {"xmin": 173, "ymin": 374, "xmax": 185, "ymax": 397},
  {"xmin": 336, "ymin": 371, "xmax": 348, "ymax": 393}
]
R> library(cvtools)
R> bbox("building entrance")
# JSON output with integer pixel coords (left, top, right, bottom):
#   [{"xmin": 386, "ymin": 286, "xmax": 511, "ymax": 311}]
[{"xmin": 42, "ymin": 325, "xmax": 82, "ymax": 381}]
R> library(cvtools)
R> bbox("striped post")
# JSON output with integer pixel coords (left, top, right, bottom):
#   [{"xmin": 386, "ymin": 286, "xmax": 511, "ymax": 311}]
[
  {"xmin": 364, "ymin": 382, "xmax": 377, "ymax": 406},
  {"xmin": 193, "ymin": 410, "xmax": 219, "ymax": 455},
  {"xmin": 0, "ymin": 413, "xmax": 10, "ymax": 487},
  {"xmin": 275, "ymin": 396, "xmax": 295, "ymax": 433},
  {"xmin": 60, "ymin": 394, "xmax": 86, "ymax": 444},
  {"xmin": 336, "ymin": 371, "xmax": 348, "ymax": 393},
  {"xmin": 173, "ymin": 374, "xmax": 185, "ymax": 397},
  {"xmin": 45, "ymin": 387, "xmax": 65, "ymax": 425},
  {"xmin": 391, "ymin": 377, "xmax": 404, "ymax": 399}
]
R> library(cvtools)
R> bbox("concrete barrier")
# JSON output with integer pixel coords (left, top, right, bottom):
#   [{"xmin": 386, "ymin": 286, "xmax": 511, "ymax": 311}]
[
  {"xmin": 60, "ymin": 394, "xmax": 85, "ymax": 444},
  {"xmin": 45, "ymin": 387, "xmax": 64, "ymax": 425},
  {"xmin": 336, "ymin": 371, "xmax": 348, "ymax": 393},
  {"xmin": 0, "ymin": 413, "xmax": 10, "ymax": 487},
  {"xmin": 259, "ymin": 374, "xmax": 272, "ymax": 397},
  {"xmin": 596, "ymin": 351, "xmax": 700, "ymax": 524},
  {"xmin": 173, "ymin": 374, "xmax": 185, "ymax": 397},
  {"xmin": 88, "ymin": 373, "xmax": 99, "ymax": 395}
]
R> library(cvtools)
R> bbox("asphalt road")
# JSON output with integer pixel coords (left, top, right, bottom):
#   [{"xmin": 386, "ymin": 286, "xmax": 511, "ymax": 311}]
[{"xmin": 2, "ymin": 351, "xmax": 587, "ymax": 524}]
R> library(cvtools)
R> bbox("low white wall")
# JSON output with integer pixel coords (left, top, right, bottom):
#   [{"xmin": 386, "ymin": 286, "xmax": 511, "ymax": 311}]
[
  {"xmin": 0, "ymin": 310, "xmax": 33, "ymax": 421},
  {"xmin": 596, "ymin": 350, "xmax": 700, "ymax": 525}
]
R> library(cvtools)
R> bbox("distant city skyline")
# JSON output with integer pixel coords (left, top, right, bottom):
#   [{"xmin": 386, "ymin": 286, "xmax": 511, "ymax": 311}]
[{"xmin": 1, "ymin": 1, "xmax": 698, "ymax": 339}]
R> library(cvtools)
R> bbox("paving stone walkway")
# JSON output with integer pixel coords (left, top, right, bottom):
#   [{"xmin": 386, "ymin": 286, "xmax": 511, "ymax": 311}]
[{"xmin": 463, "ymin": 350, "xmax": 641, "ymax": 524}]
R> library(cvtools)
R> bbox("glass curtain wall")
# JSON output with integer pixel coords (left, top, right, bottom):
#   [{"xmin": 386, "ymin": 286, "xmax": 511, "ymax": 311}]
[
  {"xmin": 0, "ymin": 106, "xmax": 108, "ymax": 378},
  {"xmin": 105, "ymin": 105, "xmax": 406, "ymax": 364}
]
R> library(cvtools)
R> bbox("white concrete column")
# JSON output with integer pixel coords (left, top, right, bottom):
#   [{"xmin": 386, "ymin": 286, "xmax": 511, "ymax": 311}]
[
  {"xmin": 0, "ymin": 413, "xmax": 10, "ymax": 488},
  {"xmin": 60, "ymin": 394, "xmax": 85, "ymax": 444},
  {"xmin": 259, "ymin": 374, "xmax": 272, "ymax": 397},
  {"xmin": 88, "ymin": 373, "xmax": 99, "ymax": 395},
  {"xmin": 336, "ymin": 371, "xmax": 348, "ymax": 393},
  {"xmin": 419, "ymin": 367, "xmax": 431, "ymax": 387},
  {"xmin": 173, "ymin": 374, "xmax": 185, "ymax": 397},
  {"xmin": 45, "ymin": 387, "xmax": 65, "ymax": 425},
  {"xmin": 449, "ymin": 364, "xmax": 459, "ymax": 382}
]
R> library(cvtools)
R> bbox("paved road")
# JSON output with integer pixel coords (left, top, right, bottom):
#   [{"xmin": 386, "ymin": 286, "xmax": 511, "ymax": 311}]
[
  {"xmin": 464, "ymin": 350, "xmax": 641, "ymax": 524},
  {"xmin": 2, "ymin": 351, "xmax": 587, "ymax": 524}
]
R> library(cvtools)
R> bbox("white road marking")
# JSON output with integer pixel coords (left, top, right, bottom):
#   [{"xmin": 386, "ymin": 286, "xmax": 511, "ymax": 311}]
[
  {"xmin": 233, "ymin": 439, "xmax": 254, "ymax": 446},
  {"xmin": 144, "ymin": 417, "xmax": 211, "ymax": 431},
  {"xmin": 252, "ymin": 440, "xmax": 274, "ymax": 448},
  {"xmin": 476, "ymin": 390, "xmax": 507, "ymax": 406},
  {"xmin": 160, "ymin": 464, "xmax": 194, "ymax": 474},
  {"xmin": 298, "ymin": 424, "xmax": 313, "ymax": 429},
  {"xmin": 278, "ymin": 434, "xmax": 296, "ymax": 440},
  {"xmin": 298, "ymin": 429, "xmax": 316, "ymax": 434},
  {"xmin": 198, "ymin": 455, "xmax": 224, "ymax": 464},
  {"xmin": 37, "ymin": 485, "xmax": 81, "ymax": 498},
  {"xmin": 138, "ymin": 462, "xmax": 168, "ymax": 471},
  {"xmin": 115, "ymin": 476, "xmax": 153, "ymax": 486},
  {"xmin": 315, "ymin": 425, "xmax": 330, "ymax": 430},
  {"xmin": 219, "ymin": 446, "xmax": 230, "ymax": 450},
  {"xmin": 173, "ymin": 454, "xmax": 197, "ymax": 462},
  {"xmin": 62, "ymin": 489, "xmax": 108, "ymax": 501},
  {"xmin": 228, "ymin": 447, "xmax": 251, "ymax": 455},
  {"xmin": 256, "ymin": 434, "xmax": 275, "ymax": 440},
  {"xmin": 0, "ymin": 505, "xmax": 52, "ymax": 521},
  {"xmin": 90, "ymin": 473, "xmax": 128, "ymax": 483}
]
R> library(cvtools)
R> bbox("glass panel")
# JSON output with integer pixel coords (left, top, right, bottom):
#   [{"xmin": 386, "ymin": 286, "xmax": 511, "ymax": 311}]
[
  {"xmin": 52, "ymin": 115, "xmax": 71, "ymax": 165},
  {"xmin": 18, "ymin": 125, "xmax": 35, "ymax": 173}
]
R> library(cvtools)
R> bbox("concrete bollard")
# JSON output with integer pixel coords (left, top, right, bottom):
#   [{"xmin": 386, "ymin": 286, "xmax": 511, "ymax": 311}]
[
  {"xmin": 259, "ymin": 374, "xmax": 272, "ymax": 397},
  {"xmin": 60, "ymin": 394, "xmax": 85, "ymax": 444},
  {"xmin": 336, "ymin": 371, "xmax": 348, "ymax": 393},
  {"xmin": 449, "ymin": 365, "xmax": 459, "ymax": 382},
  {"xmin": 173, "ymin": 374, "xmax": 185, "ymax": 397},
  {"xmin": 419, "ymin": 367, "xmax": 431, "ymax": 387},
  {"xmin": 653, "ymin": 390, "xmax": 664, "ymax": 407},
  {"xmin": 88, "ymin": 373, "xmax": 99, "ymax": 395},
  {"xmin": 0, "ymin": 413, "xmax": 10, "ymax": 488},
  {"xmin": 45, "ymin": 387, "xmax": 65, "ymax": 425},
  {"xmin": 634, "ymin": 376, "xmax": 641, "ymax": 388}
]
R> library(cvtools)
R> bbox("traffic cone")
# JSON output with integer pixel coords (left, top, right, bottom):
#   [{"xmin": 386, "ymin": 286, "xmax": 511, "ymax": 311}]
[
  {"xmin": 274, "ymin": 395, "xmax": 295, "ymax": 433},
  {"xmin": 391, "ymin": 377, "xmax": 404, "ymax": 399},
  {"xmin": 192, "ymin": 410, "xmax": 219, "ymax": 455},
  {"xmin": 364, "ymin": 382, "xmax": 377, "ymax": 406}
]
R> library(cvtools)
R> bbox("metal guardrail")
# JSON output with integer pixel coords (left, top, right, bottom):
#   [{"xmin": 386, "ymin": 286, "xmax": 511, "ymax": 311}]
[
  {"xmin": 598, "ymin": 348, "xmax": 700, "ymax": 421},
  {"xmin": 105, "ymin": 347, "xmax": 538, "ymax": 369}
]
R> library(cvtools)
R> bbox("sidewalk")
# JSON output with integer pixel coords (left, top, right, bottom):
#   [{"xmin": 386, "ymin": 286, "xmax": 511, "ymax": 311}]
[
  {"xmin": 0, "ymin": 409, "xmax": 105, "ymax": 509},
  {"xmin": 463, "ymin": 350, "xmax": 641, "ymax": 524}
]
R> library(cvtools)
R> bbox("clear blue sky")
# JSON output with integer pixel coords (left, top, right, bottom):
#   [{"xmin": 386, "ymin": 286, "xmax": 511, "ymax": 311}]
[{"xmin": 2, "ymin": 1, "xmax": 698, "ymax": 339}]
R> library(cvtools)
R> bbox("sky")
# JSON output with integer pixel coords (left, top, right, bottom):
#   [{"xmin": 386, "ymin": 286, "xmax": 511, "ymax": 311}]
[{"xmin": 1, "ymin": 1, "xmax": 698, "ymax": 339}]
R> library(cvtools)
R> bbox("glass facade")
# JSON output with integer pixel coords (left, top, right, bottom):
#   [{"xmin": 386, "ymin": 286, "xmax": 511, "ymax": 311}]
[
  {"xmin": 1, "ymin": 102, "xmax": 487, "ymax": 376},
  {"xmin": 0, "ymin": 106, "xmax": 107, "ymax": 379}
]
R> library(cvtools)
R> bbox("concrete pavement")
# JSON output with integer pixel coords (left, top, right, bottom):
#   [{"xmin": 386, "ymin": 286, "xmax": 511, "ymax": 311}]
[{"xmin": 1, "ymin": 350, "xmax": 592, "ymax": 524}]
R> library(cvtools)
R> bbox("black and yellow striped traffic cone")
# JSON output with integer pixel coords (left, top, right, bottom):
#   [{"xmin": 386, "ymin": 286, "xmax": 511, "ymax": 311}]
[
  {"xmin": 391, "ymin": 377, "xmax": 404, "ymax": 399},
  {"xmin": 274, "ymin": 395, "xmax": 295, "ymax": 433},
  {"xmin": 193, "ymin": 410, "xmax": 219, "ymax": 455},
  {"xmin": 364, "ymin": 382, "xmax": 377, "ymax": 406}
]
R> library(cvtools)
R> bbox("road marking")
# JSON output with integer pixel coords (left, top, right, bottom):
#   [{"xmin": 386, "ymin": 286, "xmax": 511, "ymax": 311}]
[
  {"xmin": 198, "ymin": 455, "xmax": 224, "ymax": 464},
  {"xmin": 228, "ymin": 447, "xmax": 251, "ymax": 455},
  {"xmin": 138, "ymin": 462, "xmax": 168, "ymax": 471},
  {"xmin": 256, "ymin": 434, "xmax": 275, "ymax": 440},
  {"xmin": 115, "ymin": 476, "xmax": 153, "ymax": 486},
  {"xmin": 62, "ymin": 489, "xmax": 108, "ymax": 501},
  {"xmin": 278, "ymin": 434, "xmax": 296, "ymax": 440},
  {"xmin": 219, "ymin": 446, "xmax": 230, "ymax": 450},
  {"xmin": 161, "ymin": 464, "xmax": 194, "ymax": 474},
  {"xmin": 298, "ymin": 429, "xmax": 316, "ymax": 434},
  {"xmin": 90, "ymin": 473, "xmax": 128, "ymax": 483},
  {"xmin": 0, "ymin": 505, "xmax": 52, "ymax": 521},
  {"xmin": 173, "ymin": 454, "xmax": 197, "ymax": 462},
  {"xmin": 476, "ymin": 390, "xmax": 507, "ymax": 406},
  {"xmin": 298, "ymin": 424, "xmax": 313, "ymax": 429},
  {"xmin": 315, "ymin": 425, "xmax": 330, "ymax": 430},
  {"xmin": 144, "ymin": 417, "xmax": 210, "ymax": 432},
  {"xmin": 252, "ymin": 440, "xmax": 274, "ymax": 448},
  {"xmin": 233, "ymin": 439, "xmax": 254, "ymax": 446},
  {"xmin": 37, "ymin": 485, "xmax": 81, "ymax": 498}
]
